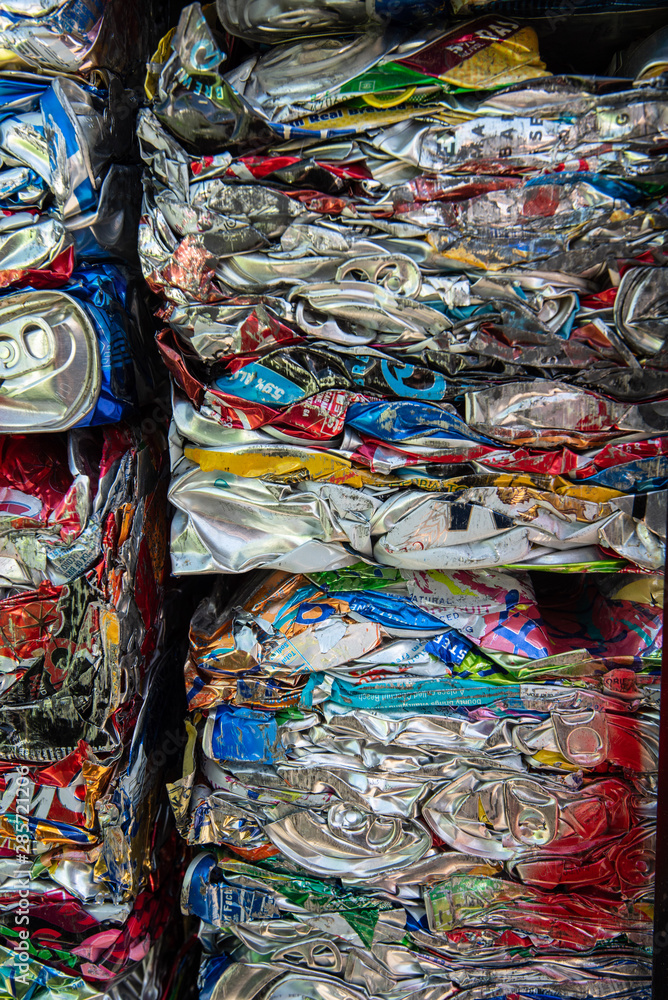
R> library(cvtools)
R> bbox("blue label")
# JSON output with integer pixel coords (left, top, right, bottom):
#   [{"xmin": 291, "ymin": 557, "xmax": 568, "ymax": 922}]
[
  {"xmin": 378, "ymin": 359, "xmax": 446, "ymax": 401},
  {"xmin": 347, "ymin": 399, "xmax": 491, "ymax": 443},
  {"xmin": 338, "ymin": 590, "xmax": 447, "ymax": 632},
  {"xmin": 41, "ymin": 83, "xmax": 97, "ymax": 215},
  {"xmin": 425, "ymin": 630, "xmax": 473, "ymax": 667},
  {"xmin": 329, "ymin": 675, "xmax": 521, "ymax": 710},
  {"xmin": 185, "ymin": 854, "xmax": 279, "ymax": 925},
  {"xmin": 14, "ymin": 264, "xmax": 141, "ymax": 426},
  {"xmin": 525, "ymin": 171, "xmax": 643, "ymax": 205},
  {"xmin": 583, "ymin": 455, "xmax": 668, "ymax": 492},
  {"xmin": 215, "ymin": 362, "xmax": 304, "ymax": 405},
  {"xmin": 205, "ymin": 704, "xmax": 280, "ymax": 763}
]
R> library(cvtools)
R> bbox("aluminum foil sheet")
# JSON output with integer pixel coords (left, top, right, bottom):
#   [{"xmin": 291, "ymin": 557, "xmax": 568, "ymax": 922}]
[{"xmin": 145, "ymin": 4, "xmax": 667, "ymax": 1000}]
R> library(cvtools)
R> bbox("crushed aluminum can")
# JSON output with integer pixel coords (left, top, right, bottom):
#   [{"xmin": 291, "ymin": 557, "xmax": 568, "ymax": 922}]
[
  {"xmin": 216, "ymin": 0, "xmax": 378, "ymax": 43},
  {"xmin": 0, "ymin": 289, "xmax": 101, "ymax": 432},
  {"xmin": 0, "ymin": 268, "xmax": 158, "ymax": 433},
  {"xmin": 614, "ymin": 264, "xmax": 668, "ymax": 356},
  {"xmin": 216, "ymin": 0, "xmax": 451, "ymax": 44},
  {"xmin": 145, "ymin": 5, "xmax": 667, "ymax": 1000},
  {"xmin": 0, "ymin": 421, "xmax": 185, "ymax": 993},
  {"xmin": 0, "ymin": 6, "xmax": 188, "ymax": 1000},
  {"xmin": 224, "ymin": 16, "xmax": 549, "ymax": 125},
  {"xmin": 0, "ymin": 0, "xmax": 157, "ymax": 77},
  {"xmin": 0, "ymin": 73, "xmax": 141, "ymax": 281},
  {"xmin": 169, "ymin": 565, "xmax": 657, "ymax": 997}
]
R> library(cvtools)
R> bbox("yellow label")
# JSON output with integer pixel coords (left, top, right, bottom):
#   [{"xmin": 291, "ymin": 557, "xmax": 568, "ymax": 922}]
[
  {"xmin": 532, "ymin": 749, "xmax": 580, "ymax": 771},
  {"xmin": 101, "ymin": 608, "xmax": 120, "ymax": 647},
  {"xmin": 441, "ymin": 27, "xmax": 549, "ymax": 91},
  {"xmin": 144, "ymin": 26, "xmax": 177, "ymax": 100},
  {"xmin": 478, "ymin": 796, "xmax": 492, "ymax": 826},
  {"xmin": 186, "ymin": 446, "xmax": 352, "ymax": 480}
]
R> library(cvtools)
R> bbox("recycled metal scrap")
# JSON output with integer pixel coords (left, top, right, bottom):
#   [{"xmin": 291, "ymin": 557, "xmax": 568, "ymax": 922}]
[
  {"xmin": 146, "ymin": 3, "xmax": 667, "ymax": 1000},
  {"xmin": 0, "ymin": 425, "xmax": 182, "ymax": 994},
  {"xmin": 140, "ymin": 3, "xmax": 668, "ymax": 577},
  {"xmin": 0, "ymin": 4, "xmax": 185, "ymax": 997}
]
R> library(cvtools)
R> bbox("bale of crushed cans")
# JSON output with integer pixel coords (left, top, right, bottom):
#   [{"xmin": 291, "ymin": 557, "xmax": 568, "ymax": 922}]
[
  {"xmin": 0, "ymin": 425, "xmax": 182, "ymax": 998},
  {"xmin": 142, "ymin": 2, "xmax": 667, "ymax": 999},
  {"xmin": 143, "ymin": 5, "xmax": 668, "ymax": 579},
  {"xmin": 0, "ymin": 3, "xmax": 189, "ymax": 999}
]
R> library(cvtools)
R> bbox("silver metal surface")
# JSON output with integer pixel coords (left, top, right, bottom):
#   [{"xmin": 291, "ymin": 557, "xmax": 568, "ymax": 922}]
[{"xmin": 0, "ymin": 289, "xmax": 100, "ymax": 432}]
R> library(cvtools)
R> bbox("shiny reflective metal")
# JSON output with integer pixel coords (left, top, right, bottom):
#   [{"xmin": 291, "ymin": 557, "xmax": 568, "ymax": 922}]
[
  {"xmin": 0, "ymin": 112, "xmax": 50, "ymax": 183},
  {"xmin": 465, "ymin": 379, "xmax": 666, "ymax": 445},
  {"xmin": 614, "ymin": 266, "xmax": 668, "ymax": 356},
  {"xmin": 265, "ymin": 801, "xmax": 431, "ymax": 878},
  {"xmin": 168, "ymin": 462, "xmax": 666, "ymax": 573},
  {"xmin": 216, "ymin": 0, "xmax": 373, "ymax": 43},
  {"xmin": 422, "ymin": 768, "xmax": 632, "ymax": 862},
  {"xmin": 291, "ymin": 279, "xmax": 447, "ymax": 342},
  {"xmin": 209, "ymin": 964, "xmax": 368, "ymax": 1000},
  {"xmin": 225, "ymin": 27, "xmax": 403, "ymax": 122},
  {"xmin": 335, "ymin": 254, "xmax": 422, "ymax": 297},
  {"xmin": 0, "ymin": 290, "xmax": 100, "ymax": 432},
  {"xmin": 0, "ymin": 218, "xmax": 65, "ymax": 272}
]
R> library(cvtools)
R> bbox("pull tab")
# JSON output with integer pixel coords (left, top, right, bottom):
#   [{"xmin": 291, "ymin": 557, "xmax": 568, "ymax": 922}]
[
  {"xmin": 273, "ymin": 938, "xmax": 344, "ymax": 973},
  {"xmin": 0, "ymin": 318, "xmax": 55, "ymax": 379},
  {"xmin": 336, "ymin": 254, "xmax": 422, "ymax": 297},
  {"xmin": 295, "ymin": 300, "xmax": 374, "ymax": 346},
  {"xmin": 505, "ymin": 777, "xmax": 559, "ymax": 848},
  {"xmin": 551, "ymin": 710, "xmax": 609, "ymax": 767}
]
